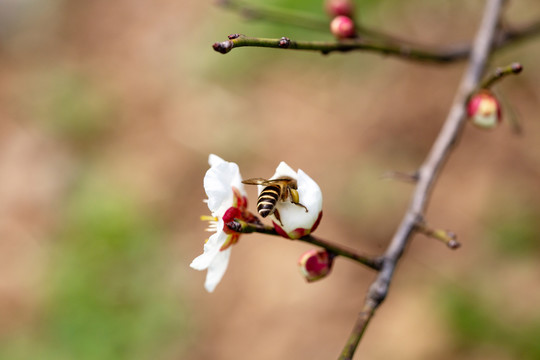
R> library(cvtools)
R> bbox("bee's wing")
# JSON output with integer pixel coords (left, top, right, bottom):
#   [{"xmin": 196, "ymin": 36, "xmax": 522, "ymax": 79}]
[{"xmin": 242, "ymin": 178, "xmax": 272, "ymax": 186}]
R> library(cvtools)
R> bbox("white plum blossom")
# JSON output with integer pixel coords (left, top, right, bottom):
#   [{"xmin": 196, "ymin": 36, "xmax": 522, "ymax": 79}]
[
  {"xmin": 190, "ymin": 154, "xmax": 255, "ymax": 292},
  {"xmin": 264, "ymin": 162, "xmax": 323, "ymax": 239}
]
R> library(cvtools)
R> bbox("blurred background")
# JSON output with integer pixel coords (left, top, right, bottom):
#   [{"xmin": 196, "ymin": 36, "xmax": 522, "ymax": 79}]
[{"xmin": 0, "ymin": 0, "xmax": 539, "ymax": 359}]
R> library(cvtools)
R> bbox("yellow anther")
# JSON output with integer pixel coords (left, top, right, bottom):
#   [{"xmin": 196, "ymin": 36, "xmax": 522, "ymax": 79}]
[{"xmin": 200, "ymin": 215, "xmax": 218, "ymax": 221}]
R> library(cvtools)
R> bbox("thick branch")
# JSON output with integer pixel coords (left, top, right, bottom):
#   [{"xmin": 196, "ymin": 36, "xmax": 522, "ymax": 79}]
[
  {"xmin": 228, "ymin": 220, "xmax": 382, "ymax": 271},
  {"xmin": 339, "ymin": 0, "xmax": 507, "ymax": 359}
]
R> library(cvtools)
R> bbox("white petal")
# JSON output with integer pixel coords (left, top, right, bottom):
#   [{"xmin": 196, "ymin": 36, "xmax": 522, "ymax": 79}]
[
  {"xmin": 208, "ymin": 154, "xmax": 225, "ymax": 167},
  {"xmin": 190, "ymin": 229, "xmax": 228, "ymax": 271},
  {"xmin": 272, "ymin": 161, "xmax": 297, "ymax": 179},
  {"xmin": 204, "ymin": 248, "xmax": 231, "ymax": 292},
  {"xmin": 204, "ymin": 157, "xmax": 245, "ymax": 214},
  {"xmin": 270, "ymin": 167, "xmax": 323, "ymax": 235},
  {"xmin": 297, "ymin": 169, "xmax": 323, "ymax": 214},
  {"xmin": 473, "ymin": 113, "xmax": 498, "ymax": 129}
]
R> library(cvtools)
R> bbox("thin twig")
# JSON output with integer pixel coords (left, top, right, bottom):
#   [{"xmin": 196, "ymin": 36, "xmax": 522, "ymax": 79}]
[
  {"xmin": 228, "ymin": 220, "xmax": 382, "ymax": 271},
  {"xmin": 217, "ymin": 0, "xmax": 540, "ymax": 47},
  {"xmin": 213, "ymin": 35, "xmax": 471, "ymax": 62},
  {"xmin": 338, "ymin": 0, "xmax": 507, "ymax": 359},
  {"xmin": 479, "ymin": 62, "xmax": 523, "ymax": 89},
  {"xmin": 212, "ymin": 19, "xmax": 540, "ymax": 63},
  {"xmin": 416, "ymin": 221, "xmax": 461, "ymax": 249}
]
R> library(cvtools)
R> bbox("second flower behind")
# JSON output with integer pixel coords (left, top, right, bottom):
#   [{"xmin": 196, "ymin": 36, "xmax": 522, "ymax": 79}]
[{"xmin": 245, "ymin": 162, "xmax": 323, "ymax": 239}]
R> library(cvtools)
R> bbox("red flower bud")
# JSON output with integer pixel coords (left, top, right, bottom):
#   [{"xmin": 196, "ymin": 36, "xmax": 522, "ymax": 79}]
[
  {"xmin": 298, "ymin": 249, "xmax": 334, "ymax": 282},
  {"xmin": 467, "ymin": 90, "xmax": 502, "ymax": 129},
  {"xmin": 330, "ymin": 15, "xmax": 356, "ymax": 39},
  {"xmin": 325, "ymin": 0, "xmax": 355, "ymax": 17}
]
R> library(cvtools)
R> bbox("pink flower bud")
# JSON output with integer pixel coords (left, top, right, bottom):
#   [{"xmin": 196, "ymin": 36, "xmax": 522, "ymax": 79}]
[
  {"xmin": 325, "ymin": 0, "xmax": 355, "ymax": 17},
  {"xmin": 330, "ymin": 15, "xmax": 356, "ymax": 39},
  {"xmin": 298, "ymin": 249, "xmax": 334, "ymax": 282},
  {"xmin": 467, "ymin": 90, "xmax": 502, "ymax": 129}
]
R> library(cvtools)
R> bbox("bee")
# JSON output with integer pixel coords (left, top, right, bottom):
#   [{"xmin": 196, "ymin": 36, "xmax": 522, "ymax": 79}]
[{"xmin": 242, "ymin": 176, "xmax": 308, "ymax": 225}]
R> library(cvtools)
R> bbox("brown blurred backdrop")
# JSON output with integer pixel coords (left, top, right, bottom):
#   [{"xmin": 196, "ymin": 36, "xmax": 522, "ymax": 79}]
[{"xmin": 0, "ymin": 0, "xmax": 540, "ymax": 359}]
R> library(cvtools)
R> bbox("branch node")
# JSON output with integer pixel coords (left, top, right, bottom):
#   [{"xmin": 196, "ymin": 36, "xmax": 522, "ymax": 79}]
[
  {"xmin": 367, "ymin": 280, "xmax": 388, "ymax": 305},
  {"xmin": 278, "ymin": 36, "xmax": 291, "ymax": 48},
  {"xmin": 213, "ymin": 40, "xmax": 234, "ymax": 54},
  {"xmin": 228, "ymin": 33, "xmax": 242, "ymax": 40}
]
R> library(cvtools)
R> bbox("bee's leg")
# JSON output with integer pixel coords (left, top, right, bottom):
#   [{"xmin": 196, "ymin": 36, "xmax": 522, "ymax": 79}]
[
  {"xmin": 273, "ymin": 208, "xmax": 284, "ymax": 226},
  {"xmin": 289, "ymin": 188, "xmax": 308, "ymax": 213}
]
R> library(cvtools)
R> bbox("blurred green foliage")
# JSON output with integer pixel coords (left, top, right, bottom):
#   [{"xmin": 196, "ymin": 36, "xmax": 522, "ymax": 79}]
[
  {"xmin": 488, "ymin": 208, "xmax": 540, "ymax": 258},
  {"xmin": 31, "ymin": 68, "xmax": 115, "ymax": 147},
  {"xmin": 0, "ymin": 173, "xmax": 190, "ymax": 360},
  {"xmin": 439, "ymin": 286, "xmax": 540, "ymax": 360},
  {"xmin": 436, "ymin": 192, "xmax": 540, "ymax": 358}
]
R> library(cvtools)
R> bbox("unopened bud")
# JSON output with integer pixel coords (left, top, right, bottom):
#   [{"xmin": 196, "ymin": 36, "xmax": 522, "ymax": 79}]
[
  {"xmin": 298, "ymin": 249, "xmax": 334, "ymax": 282},
  {"xmin": 325, "ymin": 0, "xmax": 355, "ymax": 17},
  {"xmin": 330, "ymin": 15, "xmax": 356, "ymax": 39},
  {"xmin": 467, "ymin": 90, "xmax": 502, "ymax": 129}
]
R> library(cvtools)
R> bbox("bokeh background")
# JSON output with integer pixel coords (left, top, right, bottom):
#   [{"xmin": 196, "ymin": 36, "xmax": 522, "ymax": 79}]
[{"xmin": 0, "ymin": 0, "xmax": 539, "ymax": 359}]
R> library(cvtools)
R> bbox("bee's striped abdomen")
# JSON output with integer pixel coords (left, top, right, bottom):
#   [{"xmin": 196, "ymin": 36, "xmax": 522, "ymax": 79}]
[{"xmin": 257, "ymin": 185, "xmax": 281, "ymax": 217}]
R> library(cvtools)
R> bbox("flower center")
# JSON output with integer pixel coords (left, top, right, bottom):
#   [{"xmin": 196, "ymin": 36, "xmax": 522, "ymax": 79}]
[
  {"xmin": 221, "ymin": 207, "xmax": 242, "ymax": 234},
  {"xmin": 479, "ymin": 98, "xmax": 496, "ymax": 115}
]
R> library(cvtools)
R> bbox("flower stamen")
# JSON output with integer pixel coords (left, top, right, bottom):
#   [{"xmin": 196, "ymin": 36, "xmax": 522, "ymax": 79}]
[{"xmin": 201, "ymin": 215, "xmax": 219, "ymax": 232}]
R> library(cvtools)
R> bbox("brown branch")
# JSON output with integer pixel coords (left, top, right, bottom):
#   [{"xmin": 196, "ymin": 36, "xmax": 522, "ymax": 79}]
[
  {"xmin": 338, "ymin": 0, "xmax": 508, "ymax": 359},
  {"xmin": 227, "ymin": 220, "xmax": 382, "ymax": 271}
]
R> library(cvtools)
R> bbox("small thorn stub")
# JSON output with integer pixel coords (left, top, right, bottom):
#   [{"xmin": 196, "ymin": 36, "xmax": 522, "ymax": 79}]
[
  {"xmin": 278, "ymin": 37, "xmax": 291, "ymax": 48},
  {"xmin": 417, "ymin": 222, "xmax": 461, "ymax": 250},
  {"xmin": 382, "ymin": 170, "xmax": 419, "ymax": 183}
]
